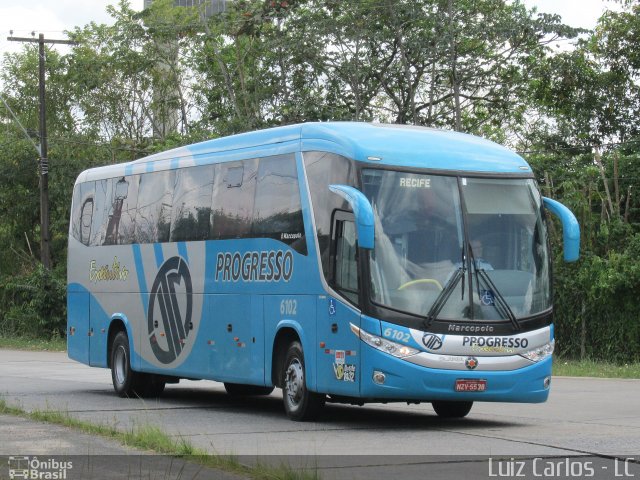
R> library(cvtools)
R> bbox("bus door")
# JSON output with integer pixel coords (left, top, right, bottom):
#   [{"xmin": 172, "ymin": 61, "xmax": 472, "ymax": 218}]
[
  {"xmin": 316, "ymin": 212, "xmax": 361, "ymax": 396},
  {"xmin": 89, "ymin": 294, "xmax": 110, "ymax": 367},
  {"xmin": 67, "ymin": 288, "xmax": 90, "ymax": 364}
]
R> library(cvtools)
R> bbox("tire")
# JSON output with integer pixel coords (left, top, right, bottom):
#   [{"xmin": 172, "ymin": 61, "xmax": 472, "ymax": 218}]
[
  {"xmin": 110, "ymin": 331, "xmax": 165, "ymax": 398},
  {"xmin": 432, "ymin": 401, "xmax": 473, "ymax": 418},
  {"xmin": 281, "ymin": 341, "xmax": 325, "ymax": 421},
  {"xmin": 224, "ymin": 383, "xmax": 275, "ymax": 396}
]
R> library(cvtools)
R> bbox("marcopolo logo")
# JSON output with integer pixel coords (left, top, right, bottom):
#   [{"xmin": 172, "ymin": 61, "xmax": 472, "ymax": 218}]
[
  {"xmin": 148, "ymin": 256, "xmax": 192, "ymax": 364},
  {"xmin": 422, "ymin": 333, "xmax": 444, "ymax": 351}
]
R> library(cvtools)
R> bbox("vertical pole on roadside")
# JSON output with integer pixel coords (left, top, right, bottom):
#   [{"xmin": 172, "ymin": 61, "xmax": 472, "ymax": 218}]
[
  {"xmin": 38, "ymin": 33, "xmax": 51, "ymax": 269},
  {"xmin": 8, "ymin": 33, "xmax": 77, "ymax": 269}
]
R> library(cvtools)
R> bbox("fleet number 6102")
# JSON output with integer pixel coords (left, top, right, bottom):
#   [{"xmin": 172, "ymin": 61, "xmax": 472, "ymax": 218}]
[
  {"xmin": 280, "ymin": 299, "xmax": 297, "ymax": 315},
  {"xmin": 384, "ymin": 327, "xmax": 410, "ymax": 342}
]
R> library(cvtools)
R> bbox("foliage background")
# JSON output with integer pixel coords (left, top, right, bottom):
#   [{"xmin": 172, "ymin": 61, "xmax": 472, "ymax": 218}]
[{"xmin": 1, "ymin": 0, "xmax": 639, "ymax": 362}]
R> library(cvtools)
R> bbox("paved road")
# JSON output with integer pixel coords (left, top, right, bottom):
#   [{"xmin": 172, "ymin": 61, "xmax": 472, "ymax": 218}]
[{"xmin": 1, "ymin": 349, "xmax": 639, "ymax": 479}]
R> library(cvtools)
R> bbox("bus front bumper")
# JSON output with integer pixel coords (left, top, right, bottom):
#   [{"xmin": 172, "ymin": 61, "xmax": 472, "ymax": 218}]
[{"xmin": 359, "ymin": 345, "xmax": 552, "ymax": 403}]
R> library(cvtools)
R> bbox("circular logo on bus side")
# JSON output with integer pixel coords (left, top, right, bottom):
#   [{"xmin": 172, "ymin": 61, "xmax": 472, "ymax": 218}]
[
  {"xmin": 422, "ymin": 333, "xmax": 443, "ymax": 351},
  {"xmin": 147, "ymin": 256, "xmax": 193, "ymax": 364}
]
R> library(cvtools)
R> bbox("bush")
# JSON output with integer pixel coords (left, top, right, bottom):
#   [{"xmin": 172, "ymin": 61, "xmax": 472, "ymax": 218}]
[
  {"xmin": 553, "ymin": 233, "xmax": 640, "ymax": 363},
  {"xmin": 0, "ymin": 264, "xmax": 66, "ymax": 339}
]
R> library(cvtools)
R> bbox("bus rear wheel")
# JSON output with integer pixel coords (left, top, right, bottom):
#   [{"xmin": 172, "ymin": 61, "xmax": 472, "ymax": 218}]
[
  {"xmin": 432, "ymin": 401, "xmax": 473, "ymax": 418},
  {"xmin": 111, "ymin": 331, "xmax": 165, "ymax": 398},
  {"xmin": 282, "ymin": 341, "xmax": 325, "ymax": 421},
  {"xmin": 224, "ymin": 383, "xmax": 274, "ymax": 396}
]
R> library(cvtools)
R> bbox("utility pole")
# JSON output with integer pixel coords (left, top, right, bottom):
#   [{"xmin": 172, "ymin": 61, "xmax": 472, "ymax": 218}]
[{"xmin": 8, "ymin": 33, "xmax": 77, "ymax": 269}]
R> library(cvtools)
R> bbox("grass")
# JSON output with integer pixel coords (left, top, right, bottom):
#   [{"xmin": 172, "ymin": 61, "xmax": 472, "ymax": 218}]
[
  {"xmin": 0, "ymin": 335, "xmax": 66, "ymax": 352},
  {"xmin": 0, "ymin": 397, "xmax": 320, "ymax": 480},
  {"xmin": 553, "ymin": 358, "xmax": 640, "ymax": 379}
]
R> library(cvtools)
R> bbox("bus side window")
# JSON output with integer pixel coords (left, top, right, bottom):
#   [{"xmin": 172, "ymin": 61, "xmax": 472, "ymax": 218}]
[
  {"xmin": 116, "ymin": 176, "xmax": 140, "ymax": 245},
  {"xmin": 71, "ymin": 181, "xmax": 95, "ymax": 246},
  {"xmin": 170, "ymin": 165, "xmax": 214, "ymax": 242},
  {"xmin": 303, "ymin": 151, "xmax": 357, "ymax": 280},
  {"xmin": 80, "ymin": 197, "xmax": 94, "ymax": 246},
  {"xmin": 332, "ymin": 212, "xmax": 359, "ymax": 305},
  {"xmin": 212, "ymin": 159, "xmax": 258, "ymax": 239},
  {"xmin": 252, "ymin": 154, "xmax": 306, "ymax": 254},
  {"xmin": 90, "ymin": 179, "xmax": 111, "ymax": 246},
  {"xmin": 135, "ymin": 170, "xmax": 175, "ymax": 244}
]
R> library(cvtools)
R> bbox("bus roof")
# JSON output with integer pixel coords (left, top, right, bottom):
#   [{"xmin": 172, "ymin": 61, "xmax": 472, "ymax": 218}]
[{"xmin": 78, "ymin": 122, "xmax": 531, "ymax": 183}]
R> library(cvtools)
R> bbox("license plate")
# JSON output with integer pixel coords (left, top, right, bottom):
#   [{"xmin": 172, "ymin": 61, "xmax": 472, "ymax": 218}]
[{"xmin": 455, "ymin": 379, "xmax": 487, "ymax": 392}]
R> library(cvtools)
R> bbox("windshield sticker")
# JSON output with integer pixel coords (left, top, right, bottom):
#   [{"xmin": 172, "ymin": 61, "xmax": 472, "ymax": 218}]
[
  {"xmin": 399, "ymin": 177, "xmax": 430, "ymax": 188},
  {"xmin": 480, "ymin": 289, "xmax": 496, "ymax": 306},
  {"xmin": 215, "ymin": 250, "xmax": 293, "ymax": 282}
]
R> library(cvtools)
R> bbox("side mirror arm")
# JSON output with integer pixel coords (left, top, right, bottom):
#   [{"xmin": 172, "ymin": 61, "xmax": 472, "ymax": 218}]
[
  {"xmin": 543, "ymin": 197, "xmax": 580, "ymax": 262},
  {"xmin": 329, "ymin": 185, "xmax": 375, "ymax": 249}
]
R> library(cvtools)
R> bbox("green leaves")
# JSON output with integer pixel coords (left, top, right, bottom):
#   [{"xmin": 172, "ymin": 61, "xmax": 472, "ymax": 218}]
[{"xmin": 0, "ymin": 0, "xmax": 639, "ymax": 358}]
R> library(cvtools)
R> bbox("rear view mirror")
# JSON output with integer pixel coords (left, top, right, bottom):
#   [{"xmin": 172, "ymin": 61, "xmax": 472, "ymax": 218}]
[
  {"xmin": 543, "ymin": 197, "xmax": 580, "ymax": 262},
  {"xmin": 328, "ymin": 185, "xmax": 375, "ymax": 249}
]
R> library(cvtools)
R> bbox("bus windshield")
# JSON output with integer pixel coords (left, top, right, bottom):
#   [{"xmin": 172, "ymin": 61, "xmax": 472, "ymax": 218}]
[{"xmin": 362, "ymin": 169, "xmax": 551, "ymax": 323}]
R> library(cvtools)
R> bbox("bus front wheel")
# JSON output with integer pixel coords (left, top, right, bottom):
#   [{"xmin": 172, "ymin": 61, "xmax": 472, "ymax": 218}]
[
  {"xmin": 111, "ymin": 331, "xmax": 165, "ymax": 398},
  {"xmin": 432, "ymin": 401, "xmax": 473, "ymax": 418},
  {"xmin": 281, "ymin": 341, "xmax": 325, "ymax": 421}
]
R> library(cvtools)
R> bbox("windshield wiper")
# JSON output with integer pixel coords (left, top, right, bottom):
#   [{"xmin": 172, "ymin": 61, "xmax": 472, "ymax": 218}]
[
  {"xmin": 475, "ymin": 267, "xmax": 521, "ymax": 331},
  {"xmin": 466, "ymin": 242, "xmax": 520, "ymax": 330},
  {"xmin": 469, "ymin": 243, "xmax": 520, "ymax": 330},
  {"xmin": 423, "ymin": 247, "xmax": 465, "ymax": 329}
]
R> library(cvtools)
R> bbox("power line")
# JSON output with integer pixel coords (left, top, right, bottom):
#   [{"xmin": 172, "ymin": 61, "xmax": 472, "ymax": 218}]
[{"xmin": 0, "ymin": 92, "xmax": 40, "ymax": 158}]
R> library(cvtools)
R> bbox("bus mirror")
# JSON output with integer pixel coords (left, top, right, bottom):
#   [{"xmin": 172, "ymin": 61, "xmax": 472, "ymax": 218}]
[
  {"xmin": 329, "ymin": 185, "xmax": 375, "ymax": 250},
  {"xmin": 543, "ymin": 197, "xmax": 580, "ymax": 262}
]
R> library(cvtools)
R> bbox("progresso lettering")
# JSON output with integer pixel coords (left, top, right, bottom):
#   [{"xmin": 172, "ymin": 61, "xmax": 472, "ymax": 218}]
[
  {"xmin": 462, "ymin": 336, "xmax": 529, "ymax": 349},
  {"xmin": 215, "ymin": 250, "xmax": 294, "ymax": 282}
]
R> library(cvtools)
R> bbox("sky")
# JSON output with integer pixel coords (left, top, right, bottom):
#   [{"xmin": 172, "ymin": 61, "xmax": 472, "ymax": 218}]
[{"xmin": 0, "ymin": 0, "xmax": 626, "ymax": 58}]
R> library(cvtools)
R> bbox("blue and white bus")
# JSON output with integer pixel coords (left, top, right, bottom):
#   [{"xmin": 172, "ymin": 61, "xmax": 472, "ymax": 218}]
[{"xmin": 67, "ymin": 122, "xmax": 579, "ymax": 420}]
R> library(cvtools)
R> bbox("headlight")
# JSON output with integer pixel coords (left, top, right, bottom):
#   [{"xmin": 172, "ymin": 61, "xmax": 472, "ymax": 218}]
[
  {"xmin": 350, "ymin": 323, "xmax": 419, "ymax": 358},
  {"xmin": 520, "ymin": 340, "xmax": 554, "ymax": 362}
]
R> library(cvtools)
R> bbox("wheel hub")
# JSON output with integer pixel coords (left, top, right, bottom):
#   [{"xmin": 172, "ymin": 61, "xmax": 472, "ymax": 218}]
[
  {"xmin": 285, "ymin": 359, "xmax": 304, "ymax": 407},
  {"xmin": 114, "ymin": 346, "xmax": 126, "ymax": 385}
]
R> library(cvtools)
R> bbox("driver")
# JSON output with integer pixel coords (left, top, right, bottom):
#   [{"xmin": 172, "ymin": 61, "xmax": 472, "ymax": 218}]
[{"xmin": 470, "ymin": 239, "xmax": 493, "ymax": 271}]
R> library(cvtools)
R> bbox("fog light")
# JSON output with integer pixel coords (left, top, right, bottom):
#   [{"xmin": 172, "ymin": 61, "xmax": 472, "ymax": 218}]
[
  {"xmin": 543, "ymin": 376, "xmax": 551, "ymax": 389},
  {"xmin": 373, "ymin": 371, "xmax": 386, "ymax": 385}
]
